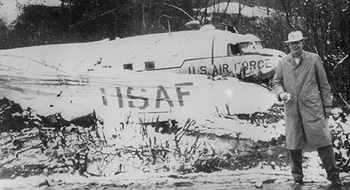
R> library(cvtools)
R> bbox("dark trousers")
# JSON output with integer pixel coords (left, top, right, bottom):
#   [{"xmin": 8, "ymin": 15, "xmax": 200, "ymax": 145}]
[{"xmin": 289, "ymin": 145, "xmax": 339, "ymax": 181}]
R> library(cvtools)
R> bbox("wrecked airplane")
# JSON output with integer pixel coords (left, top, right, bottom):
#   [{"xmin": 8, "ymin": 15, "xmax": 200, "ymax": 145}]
[
  {"xmin": 0, "ymin": 25, "xmax": 280, "ymax": 139},
  {"xmin": 0, "ymin": 24, "xmax": 285, "ymax": 85}
]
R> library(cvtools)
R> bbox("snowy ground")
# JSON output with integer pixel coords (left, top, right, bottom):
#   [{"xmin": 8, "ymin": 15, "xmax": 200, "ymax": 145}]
[
  {"xmin": 0, "ymin": 96, "xmax": 350, "ymax": 189},
  {"xmin": 0, "ymin": 153, "xmax": 350, "ymax": 190}
]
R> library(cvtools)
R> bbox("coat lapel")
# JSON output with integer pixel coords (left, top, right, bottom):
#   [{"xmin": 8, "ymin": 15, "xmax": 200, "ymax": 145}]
[
  {"xmin": 286, "ymin": 54, "xmax": 297, "ymax": 67},
  {"xmin": 286, "ymin": 51, "xmax": 307, "ymax": 68}
]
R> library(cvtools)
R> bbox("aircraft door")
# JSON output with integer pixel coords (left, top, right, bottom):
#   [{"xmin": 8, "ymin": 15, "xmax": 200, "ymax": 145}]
[{"xmin": 224, "ymin": 43, "xmax": 243, "ymax": 78}]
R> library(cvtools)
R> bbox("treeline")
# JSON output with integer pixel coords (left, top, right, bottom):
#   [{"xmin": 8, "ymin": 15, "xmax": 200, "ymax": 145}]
[
  {"xmin": 0, "ymin": 0, "xmax": 194, "ymax": 48},
  {"xmin": 0, "ymin": 0, "xmax": 349, "ymax": 107},
  {"xmin": 0, "ymin": 0, "xmax": 285, "ymax": 49}
]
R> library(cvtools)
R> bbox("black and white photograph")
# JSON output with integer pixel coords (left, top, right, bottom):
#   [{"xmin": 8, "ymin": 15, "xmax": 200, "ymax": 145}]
[{"xmin": 0, "ymin": 0, "xmax": 349, "ymax": 189}]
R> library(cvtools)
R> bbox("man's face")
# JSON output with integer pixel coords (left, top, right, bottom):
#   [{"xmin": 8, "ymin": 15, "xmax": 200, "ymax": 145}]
[{"xmin": 288, "ymin": 40, "xmax": 303, "ymax": 56}]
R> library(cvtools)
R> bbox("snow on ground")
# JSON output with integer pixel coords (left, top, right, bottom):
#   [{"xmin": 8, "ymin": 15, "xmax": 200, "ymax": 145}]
[
  {"xmin": 0, "ymin": 158, "xmax": 349, "ymax": 190},
  {"xmin": 1, "ymin": 95, "xmax": 350, "ymax": 189}
]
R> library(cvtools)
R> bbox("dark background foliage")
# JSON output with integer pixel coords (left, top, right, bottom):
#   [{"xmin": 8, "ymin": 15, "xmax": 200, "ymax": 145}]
[{"xmin": 0, "ymin": 0, "xmax": 349, "ymax": 108}]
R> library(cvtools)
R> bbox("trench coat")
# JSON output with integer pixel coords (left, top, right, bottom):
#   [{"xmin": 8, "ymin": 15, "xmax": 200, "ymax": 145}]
[{"xmin": 273, "ymin": 50, "xmax": 332, "ymax": 150}]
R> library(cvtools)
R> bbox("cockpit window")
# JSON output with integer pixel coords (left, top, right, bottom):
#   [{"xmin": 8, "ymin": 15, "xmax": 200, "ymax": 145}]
[
  {"xmin": 227, "ymin": 43, "xmax": 241, "ymax": 56},
  {"xmin": 256, "ymin": 41, "xmax": 263, "ymax": 49},
  {"xmin": 239, "ymin": 41, "xmax": 263, "ymax": 54},
  {"xmin": 228, "ymin": 41, "xmax": 264, "ymax": 56}
]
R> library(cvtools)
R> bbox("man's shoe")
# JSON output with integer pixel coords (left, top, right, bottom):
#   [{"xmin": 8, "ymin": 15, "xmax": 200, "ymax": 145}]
[
  {"xmin": 331, "ymin": 176, "xmax": 343, "ymax": 187},
  {"xmin": 294, "ymin": 179, "xmax": 304, "ymax": 185}
]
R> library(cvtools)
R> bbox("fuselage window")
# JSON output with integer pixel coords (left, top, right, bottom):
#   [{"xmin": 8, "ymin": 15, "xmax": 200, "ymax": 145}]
[
  {"xmin": 227, "ymin": 44, "xmax": 241, "ymax": 56},
  {"xmin": 123, "ymin": 63, "xmax": 133, "ymax": 70},
  {"xmin": 145, "ymin": 61, "xmax": 155, "ymax": 70}
]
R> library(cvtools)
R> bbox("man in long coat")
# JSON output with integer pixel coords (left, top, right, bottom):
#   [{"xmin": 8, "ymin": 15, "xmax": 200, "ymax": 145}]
[{"xmin": 272, "ymin": 31, "xmax": 342, "ymax": 186}]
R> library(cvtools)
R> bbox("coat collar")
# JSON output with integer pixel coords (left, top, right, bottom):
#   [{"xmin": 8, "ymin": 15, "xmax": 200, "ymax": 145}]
[{"xmin": 286, "ymin": 51, "xmax": 308, "ymax": 67}]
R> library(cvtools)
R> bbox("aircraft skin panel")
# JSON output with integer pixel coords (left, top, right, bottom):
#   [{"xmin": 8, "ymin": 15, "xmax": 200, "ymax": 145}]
[
  {"xmin": 98, "ymin": 29, "xmax": 283, "ymax": 81},
  {"xmin": 0, "ymin": 68, "xmax": 276, "ymax": 123},
  {"xmin": 100, "ymin": 29, "xmax": 265, "ymax": 70},
  {"xmin": 145, "ymin": 52, "xmax": 278, "ymax": 81},
  {"xmin": 0, "ymin": 27, "xmax": 285, "ymax": 83},
  {"xmin": 102, "ymin": 30, "xmax": 218, "ymax": 70}
]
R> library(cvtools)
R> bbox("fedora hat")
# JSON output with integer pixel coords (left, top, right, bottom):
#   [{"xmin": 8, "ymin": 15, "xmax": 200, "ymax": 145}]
[{"xmin": 284, "ymin": 31, "xmax": 307, "ymax": 43}]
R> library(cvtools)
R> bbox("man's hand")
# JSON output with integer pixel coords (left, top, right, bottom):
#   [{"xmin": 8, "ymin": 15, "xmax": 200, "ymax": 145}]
[
  {"xmin": 279, "ymin": 92, "xmax": 291, "ymax": 102},
  {"xmin": 325, "ymin": 107, "xmax": 332, "ymax": 118}
]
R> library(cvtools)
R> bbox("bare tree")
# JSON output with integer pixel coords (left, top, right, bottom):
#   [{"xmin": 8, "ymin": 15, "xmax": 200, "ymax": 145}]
[
  {"xmin": 224, "ymin": 0, "xmax": 231, "ymax": 14},
  {"xmin": 202, "ymin": 0, "xmax": 209, "ymax": 24},
  {"xmin": 279, "ymin": 0, "xmax": 296, "ymax": 30},
  {"xmin": 237, "ymin": 0, "xmax": 246, "ymax": 31},
  {"xmin": 193, "ymin": 0, "xmax": 208, "ymax": 19}
]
